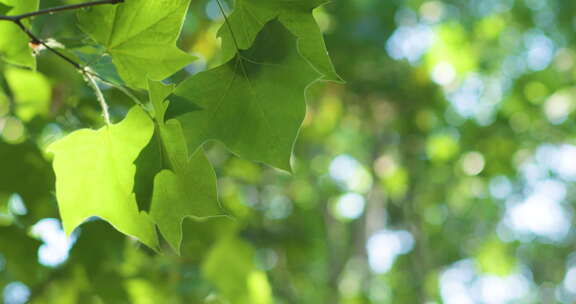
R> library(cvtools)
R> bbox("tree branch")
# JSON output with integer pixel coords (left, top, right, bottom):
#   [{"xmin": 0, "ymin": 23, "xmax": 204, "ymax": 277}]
[{"xmin": 0, "ymin": 0, "xmax": 123, "ymax": 22}]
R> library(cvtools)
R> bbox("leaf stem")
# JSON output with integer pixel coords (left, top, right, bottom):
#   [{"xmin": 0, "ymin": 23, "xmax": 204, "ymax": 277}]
[
  {"xmin": 0, "ymin": 0, "xmax": 123, "ymax": 21},
  {"xmin": 85, "ymin": 72, "xmax": 111, "ymax": 125}
]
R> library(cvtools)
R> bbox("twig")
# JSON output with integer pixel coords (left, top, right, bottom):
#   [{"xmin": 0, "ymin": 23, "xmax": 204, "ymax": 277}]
[
  {"xmin": 14, "ymin": 20, "xmax": 83, "ymax": 70},
  {"xmin": 0, "ymin": 0, "xmax": 123, "ymax": 22}
]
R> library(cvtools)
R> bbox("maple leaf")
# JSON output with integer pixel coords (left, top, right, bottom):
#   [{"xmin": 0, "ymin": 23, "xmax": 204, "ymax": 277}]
[
  {"xmin": 147, "ymin": 80, "xmax": 223, "ymax": 253},
  {"xmin": 77, "ymin": 0, "xmax": 194, "ymax": 88},
  {"xmin": 48, "ymin": 107, "xmax": 158, "ymax": 249},
  {"xmin": 175, "ymin": 21, "xmax": 320, "ymax": 171}
]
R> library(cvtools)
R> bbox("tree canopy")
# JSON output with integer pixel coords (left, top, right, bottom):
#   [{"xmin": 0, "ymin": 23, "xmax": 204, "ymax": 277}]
[{"xmin": 1, "ymin": 0, "xmax": 576, "ymax": 303}]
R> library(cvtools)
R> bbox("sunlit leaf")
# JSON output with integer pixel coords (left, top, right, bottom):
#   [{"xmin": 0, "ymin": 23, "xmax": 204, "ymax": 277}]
[
  {"xmin": 47, "ymin": 107, "xmax": 158, "ymax": 249},
  {"xmin": 0, "ymin": 0, "xmax": 38, "ymax": 68},
  {"xmin": 77, "ymin": 0, "xmax": 194, "ymax": 88},
  {"xmin": 147, "ymin": 80, "xmax": 223, "ymax": 253}
]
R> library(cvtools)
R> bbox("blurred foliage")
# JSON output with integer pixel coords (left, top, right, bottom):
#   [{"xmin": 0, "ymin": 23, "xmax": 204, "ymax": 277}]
[{"xmin": 1, "ymin": 0, "xmax": 576, "ymax": 303}]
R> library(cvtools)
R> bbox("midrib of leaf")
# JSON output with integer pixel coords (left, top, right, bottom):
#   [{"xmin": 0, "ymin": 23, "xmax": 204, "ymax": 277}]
[
  {"xmin": 195, "ymin": 60, "xmax": 240, "ymax": 147},
  {"xmin": 106, "ymin": 6, "xmax": 120, "ymax": 48},
  {"xmin": 215, "ymin": 3, "xmax": 284, "ymax": 153},
  {"xmin": 239, "ymin": 24, "xmax": 287, "ymax": 151},
  {"xmin": 238, "ymin": 58, "xmax": 279, "ymax": 152},
  {"xmin": 239, "ymin": 4, "xmax": 265, "ymax": 44}
]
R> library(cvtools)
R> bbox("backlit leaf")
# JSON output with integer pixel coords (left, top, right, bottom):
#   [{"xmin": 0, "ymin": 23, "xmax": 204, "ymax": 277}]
[
  {"xmin": 175, "ymin": 21, "xmax": 320, "ymax": 171},
  {"xmin": 147, "ymin": 80, "xmax": 223, "ymax": 253},
  {"xmin": 77, "ymin": 0, "xmax": 194, "ymax": 88},
  {"xmin": 219, "ymin": 0, "xmax": 341, "ymax": 82},
  {"xmin": 0, "ymin": 0, "xmax": 38, "ymax": 68},
  {"xmin": 47, "ymin": 106, "xmax": 158, "ymax": 249}
]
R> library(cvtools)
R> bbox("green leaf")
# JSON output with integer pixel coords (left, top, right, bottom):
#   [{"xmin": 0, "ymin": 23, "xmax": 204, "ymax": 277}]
[
  {"xmin": 0, "ymin": 0, "xmax": 38, "ymax": 68},
  {"xmin": 174, "ymin": 21, "xmax": 320, "ymax": 171},
  {"xmin": 147, "ymin": 80, "xmax": 223, "ymax": 253},
  {"xmin": 77, "ymin": 0, "xmax": 195, "ymax": 88},
  {"xmin": 219, "ymin": 0, "xmax": 341, "ymax": 82},
  {"xmin": 47, "ymin": 106, "xmax": 158, "ymax": 249},
  {"xmin": 4, "ymin": 67, "xmax": 51, "ymax": 121}
]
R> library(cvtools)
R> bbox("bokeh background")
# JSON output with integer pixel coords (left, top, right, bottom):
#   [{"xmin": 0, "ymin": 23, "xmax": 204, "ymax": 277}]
[{"xmin": 1, "ymin": 0, "xmax": 576, "ymax": 303}]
